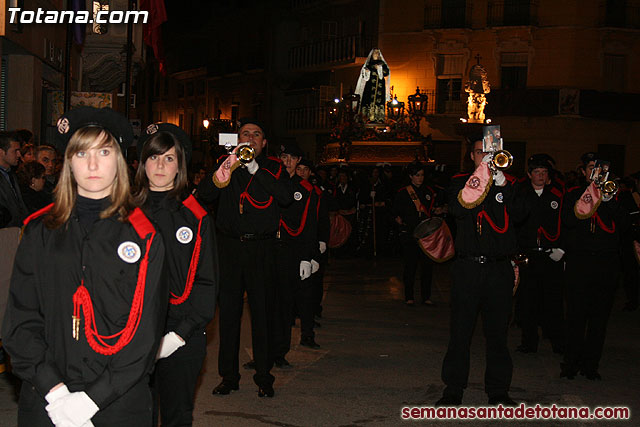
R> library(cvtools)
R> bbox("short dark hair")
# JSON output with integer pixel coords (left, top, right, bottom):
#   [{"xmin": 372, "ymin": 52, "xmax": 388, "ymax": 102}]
[
  {"xmin": 16, "ymin": 161, "xmax": 45, "ymax": 188},
  {"xmin": 0, "ymin": 131, "xmax": 18, "ymax": 152},
  {"xmin": 407, "ymin": 162, "xmax": 425, "ymax": 177},
  {"xmin": 14, "ymin": 129, "xmax": 33, "ymax": 145}
]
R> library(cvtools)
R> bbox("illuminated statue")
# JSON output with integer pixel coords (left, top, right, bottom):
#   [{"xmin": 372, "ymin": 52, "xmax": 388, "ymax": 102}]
[
  {"xmin": 355, "ymin": 48, "xmax": 390, "ymax": 123},
  {"xmin": 464, "ymin": 63, "xmax": 490, "ymax": 123}
]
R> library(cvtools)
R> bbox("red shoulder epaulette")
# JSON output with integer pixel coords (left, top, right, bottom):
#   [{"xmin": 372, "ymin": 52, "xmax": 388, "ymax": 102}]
[
  {"xmin": 550, "ymin": 186, "xmax": 564, "ymax": 199},
  {"xmin": 504, "ymin": 173, "xmax": 517, "ymax": 185},
  {"xmin": 128, "ymin": 208, "xmax": 155, "ymax": 239},
  {"xmin": 313, "ymin": 185, "xmax": 323, "ymax": 196},
  {"xmin": 23, "ymin": 203, "xmax": 54, "ymax": 226},
  {"xmin": 300, "ymin": 179, "xmax": 313, "ymax": 192},
  {"xmin": 567, "ymin": 186, "xmax": 580, "ymax": 193},
  {"xmin": 268, "ymin": 156, "xmax": 283, "ymax": 164},
  {"xmin": 397, "ymin": 186, "xmax": 408, "ymax": 193},
  {"xmin": 517, "ymin": 176, "xmax": 527, "ymax": 184},
  {"xmin": 182, "ymin": 195, "xmax": 207, "ymax": 220}
]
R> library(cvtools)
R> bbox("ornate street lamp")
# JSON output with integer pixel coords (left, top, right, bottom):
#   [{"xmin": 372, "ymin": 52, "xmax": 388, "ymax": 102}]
[
  {"xmin": 386, "ymin": 95, "xmax": 405, "ymax": 120},
  {"xmin": 342, "ymin": 89, "xmax": 361, "ymax": 123},
  {"xmin": 407, "ymin": 87, "xmax": 428, "ymax": 131}
]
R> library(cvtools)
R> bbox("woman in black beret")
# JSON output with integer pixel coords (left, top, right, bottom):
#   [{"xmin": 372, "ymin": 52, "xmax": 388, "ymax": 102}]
[
  {"xmin": 134, "ymin": 123, "xmax": 218, "ymax": 427},
  {"xmin": 2, "ymin": 107, "xmax": 168, "ymax": 427}
]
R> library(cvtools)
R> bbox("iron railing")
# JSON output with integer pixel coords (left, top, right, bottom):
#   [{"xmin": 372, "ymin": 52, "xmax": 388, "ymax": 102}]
[{"xmin": 288, "ymin": 34, "xmax": 374, "ymax": 70}]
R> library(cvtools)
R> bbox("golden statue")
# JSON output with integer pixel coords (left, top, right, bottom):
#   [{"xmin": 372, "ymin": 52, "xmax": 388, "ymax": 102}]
[{"xmin": 464, "ymin": 63, "xmax": 490, "ymax": 123}]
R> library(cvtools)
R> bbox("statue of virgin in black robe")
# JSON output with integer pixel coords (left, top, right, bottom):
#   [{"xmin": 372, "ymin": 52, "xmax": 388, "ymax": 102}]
[{"xmin": 355, "ymin": 48, "xmax": 390, "ymax": 123}]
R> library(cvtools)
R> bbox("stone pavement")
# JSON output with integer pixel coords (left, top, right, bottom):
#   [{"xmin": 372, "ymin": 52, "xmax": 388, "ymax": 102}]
[{"xmin": 0, "ymin": 257, "xmax": 638, "ymax": 426}]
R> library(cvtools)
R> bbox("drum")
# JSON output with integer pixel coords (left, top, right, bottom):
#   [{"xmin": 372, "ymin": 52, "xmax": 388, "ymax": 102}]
[
  {"xmin": 413, "ymin": 217, "xmax": 455, "ymax": 263},
  {"xmin": 329, "ymin": 213, "xmax": 352, "ymax": 249}
]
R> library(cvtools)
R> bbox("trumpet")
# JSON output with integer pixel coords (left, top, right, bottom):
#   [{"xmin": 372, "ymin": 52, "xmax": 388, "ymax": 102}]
[
  {"xmin": 591, "ymin": 161, "xmax": 618, "ymax": 196},
  {"xmin": 488, "ymin": 150, "xmax": 513, "ymax": 172},
  {"xmin": 236, "ymin": 144, "xmax": 256, "ymax": 164},
  {"xmin": 597, "ymin": 178, "xmax": 618, "ymax": 195}
]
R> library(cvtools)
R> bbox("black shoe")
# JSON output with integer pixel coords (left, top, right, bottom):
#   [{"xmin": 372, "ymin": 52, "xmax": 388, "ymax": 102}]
[
  {"xmin": 243, "ymin": 360, "xmax": 256, "ymax": 370},
  {"xmin": 516, "ymin": 344, "xmax": 537, "ymax": 354},
  {"xmin": 212, "ymin": 381, "xmax": 239, "ymax": 395},
  {"xmin": 488, "ymin": 394, "xmax": 517, "ymax": 406},
  {"xmin": 274, "ymin": 357, "xmax": 292, "ymax": 369},
  {"xmin": 435, "ymin": 394, "xmax": 462, "ymax": 406},
  {"xmin": 300, "ymin": 337, "xmax": 320, "ymax": 349},
  {"xmin": 580, "ymin": 370, "xmax": 602, "ymax": 381},
  {"xmin": 258, "ymin": 384, "xmax": 275, "ymax": 397}
]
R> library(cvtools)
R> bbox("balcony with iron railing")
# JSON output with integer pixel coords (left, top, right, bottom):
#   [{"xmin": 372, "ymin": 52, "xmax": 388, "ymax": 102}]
[
  {"xmin": 286, "ymin": 106, "xmax": 331, "ymax": 130},
  {"xmin": 424, "ymin": 3, "xmax": 472, "ymax": 29},
  {"xmin": 288, "ymin": 34, "xmax": 374, "ymax": 70},
  {"xmin": 487, "ymin": 0, "xmax": 538, "ymax": 26},
  {"xmin": 599, "ymin": 0, "xmax": 640, "ymax": 29}
]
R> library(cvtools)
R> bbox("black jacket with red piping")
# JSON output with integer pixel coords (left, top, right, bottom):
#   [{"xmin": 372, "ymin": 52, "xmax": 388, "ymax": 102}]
[
  {"xmin": 197, "ymin": 152, "xmax": 293, "ymax": 236},
  {"xmin": 447, "ymin": 171, "xmax": 518, "ymax": 258},
  {"xmin": 279, "ymin": 174, "xmax": 318, "ymax": 262},
  {"xmin": 392, "ymin": 183, "xmax": 436, "ymax": 235},
  {"xmin": 142, "ymin": 192, "xmax": 218, "ymax": 341},
  {"xmin": 1, "ymin": 204, "xmax": 167, "ymax": 410}
]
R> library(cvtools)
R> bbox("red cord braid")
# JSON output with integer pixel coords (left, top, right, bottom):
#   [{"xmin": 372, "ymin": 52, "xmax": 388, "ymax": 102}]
[
  {"xmin": 239, "ymin": 175, "xmax": 273, "ymax": 210},
  {"xmin": 73, "ymin": 232, "xmax": 155, "ymax": 355},
  {"xmin": 477, "ymin": 206, "xmax": 509, "ymax": 234},
  {"xmin": 592, "ymin": 212, "xmax": 615, "ymax": 234},
  {"xmin": 538, "ymin": 196, "xmax": 563, "ymax": 242},
  {"xmin": 170, "ymin": 218, "xmax": 203, "ymax": 305},
  {"xmin": 280, "ymin": 193, "xmax": 312, "ymax": 237}
]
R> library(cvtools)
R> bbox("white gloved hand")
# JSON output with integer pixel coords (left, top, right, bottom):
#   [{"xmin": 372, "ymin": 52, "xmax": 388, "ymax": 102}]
[
  {"xmin": 156, "ymin": 331, "xmax": 185, "ymax": 360},
  {"xmin": 310, "ymin": 259, "xmax": 320, "ymax": 273},
  {"xmin": 481, "ymin": 153, "xmax": 492, "ymax": 164},
  {"xmin": 45, "ymin": 384, "xmax": 70, "ymax": 405},
  {"xmin": 602, "ymin": 193, "xmax": 613, "ymax": 202},
  {"xmin": 300, "ymin": 261, "xmax": 312, "ymax": 280},
  {"xmin": 46, "ymin": 392, "xmax": 99, "ymax": 427},
  {"xmin": 493, "ymin": 170, "xmax": 506, "ymax": 186},
  {"xmin": 549, "ymin": 248, "xmax": 565, "ymax": 262},
  {"xmin": 319, "ymin": 241, "xmax": 327, "ymax": 254},
  {"xmin": 246, "ymin": 159, "xmax": 259, "ymax": 175},
  {"xmin": 370, "ymin": 190, "xmax": 376, "ymax": 199}
]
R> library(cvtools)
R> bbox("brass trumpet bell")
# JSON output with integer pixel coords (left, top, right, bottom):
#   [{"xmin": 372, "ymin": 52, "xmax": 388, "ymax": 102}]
[
  {"xmin": 489, "ymin": 150, "xmax": 513, "ymax": 171},
  {"xmin": 237, "ymin": 145, "xmax": 256, "ymax": 164},
  {"xmin": 601, "ymin": 180, "xmax": 618, "ymax": 195}
]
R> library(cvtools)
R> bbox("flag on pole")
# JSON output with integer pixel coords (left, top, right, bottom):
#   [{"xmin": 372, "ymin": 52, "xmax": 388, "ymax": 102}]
[
  {"xmin": 140, "ymin": 0, "xmax": 168, "ymax": 74},
  {"xmin": 70, "ymin": 0, "xmax": 86, "ymax": 45}
]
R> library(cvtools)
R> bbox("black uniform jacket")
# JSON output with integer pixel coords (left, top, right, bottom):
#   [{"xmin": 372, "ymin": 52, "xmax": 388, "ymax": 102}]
[
  {"xmin": 513, "ymin": 179, "xmax": 565, "ymax": 250},
  {"xmin": 1, "ymin": 206, "xmax": 167, "ymax": 410},
  {"xmin": 393, "ymin": 184, "xmax": 436, "ymax": 232},
  {"xmin": 333, "ymin": 183, "xmax": 357, "ymax": 212},
  {"xmin": 279, "ymin": 175, "xmax": 318, "ymax": 262},
  {"xmin": 562, "ymin": 183, "xmax": 630, "ymax": 255},
  {"xmin": 197, "ymin": 152, "xmax": 292, "ymax": 236},
  {"xmin": 142, "ymin": 193, "xmax": 218, "ymax": 341},
  {"xmin": 447, "ymin": 173, "xmax": 517, "ymax": 257}
]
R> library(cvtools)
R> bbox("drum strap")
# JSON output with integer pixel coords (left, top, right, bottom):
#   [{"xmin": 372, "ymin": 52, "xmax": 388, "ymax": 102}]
[{"xmin": 406, "ymin": 186, "xmax": 428, "ymax": 215}]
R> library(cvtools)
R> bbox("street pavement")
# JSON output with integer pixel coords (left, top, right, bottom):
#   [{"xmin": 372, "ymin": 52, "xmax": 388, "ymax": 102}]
[{"xmin": 0, "ymin": 257, "xmax": 638, "ymax": 426}]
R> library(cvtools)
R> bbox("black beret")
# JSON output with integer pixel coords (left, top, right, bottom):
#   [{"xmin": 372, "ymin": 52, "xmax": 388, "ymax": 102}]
[
  {"xmin": 580, "ymin": 152, "xmax": 597, "ymax": 166},
  {"xmin": 298, "ymin": 157, "xmax": 313, "ymax": 168},
  {"xmin": 238, "ymin": 117, "xmax": 268, "ymax": 138},
  {"xmin": 138, "ymin": 123, "xmax": 192, "ymax": 164},
  {"xmin": 54, "ymin": 107, "xmax": 133, "ymax": 154},
  {"xmin": 279, "ymin": 142, "xmax": 303, "ymax": 158},
  {"xmin": 527, "ymin": 153, "xmax": 554, "ymax": 171}
]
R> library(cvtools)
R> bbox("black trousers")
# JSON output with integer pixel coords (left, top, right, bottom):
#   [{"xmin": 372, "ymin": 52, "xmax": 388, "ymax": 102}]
[
  {"xmin": 18, "ymin": 377, "xmax": 152, "ymax": 427},
  {"xmin": 217, "ymin": 236, "xmax": 275, "ymax": 388},
  {"xmin": 621, "ymin": 240, "xmax": 639, "ymax": 306},
  {"xmin": 273, "ymin": 242, "xmax": 299, "ymax": 360},
  {"xmin": 313, "ymin": 251, "xmax": 328, "ymax": 317},
  {"xmin": 563, "ymin": 253, "xmax": 619, "ymax": 374},
  {"xmin": 401, "ymin": 238, "xmax": 433, "ymax": 302},
  {"xmin": 517, "ymin": 252, "xmax": 564, "ymax": 351},
  {"xmin": 154, "ymin": 329, "xmax": 207, "ymax": 427},
  {"xmin": 441, "ymin": 258, "xmax": 513, "ymax": 398}
]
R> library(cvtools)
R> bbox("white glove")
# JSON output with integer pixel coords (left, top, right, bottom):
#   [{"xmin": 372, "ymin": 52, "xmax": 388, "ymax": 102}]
[
  {"xmin": 46, "ymin": 391, "xmax": 99, "ymax": 427},
  {"xmin": 370, "ymin": 190, "xmax": 376, "ymax": 199},
  {"xmin": 493, "ymin": 170, "xmax": 506, "ymax": 186},
  {"xmin": 310, "ymin": 259, "xmax": 320, "ymax": 273},
  {"xmin": 156, "ymin": 331, "xmax": 185, "ymax": 360},
  {"xmin": 300, "ymin": 261, "xmax": 312, "ymax": 280},
  {"xmin": 319, "ymin": 241, "xmax": 327, "ymax": 254},
  {"xmin": 602, "ymin": 193, "xmax": 613, "ymax": 202},
  {"xmin": 549, "ymin": 248, "xmax": 565, "ymax": 262},
  {"xmin": 481, "ymin": 153, "xmax": 492, "ymax": 163},
  {"xmin": 45, "ymin": 384, "xmax": 70, "ymax": 405},
  {"xmin": 246, "ymin": 159, "xmax": 259, "ymax": 175}
]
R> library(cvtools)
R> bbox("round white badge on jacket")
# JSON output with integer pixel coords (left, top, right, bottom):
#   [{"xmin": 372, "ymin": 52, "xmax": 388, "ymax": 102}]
[
  {"xmin": 495, "ymin": 192, "xmax": 504, "ymax": 203},
  {"xmin": 118, "ymin": 241, "xmax": 141, "ymax": 263},
  {"xmin": 294, "ymin": 191, "xmax": 302, "ymax": 201},
  {"xmin": 425, "ymin": 194, "xmax": 431, "ymax": 201},
  {"xmin": 176, "ymin": 226, "xmax": 193, "ymax": 244},
  {"xmin": 550, "ymin": 201, "xmax": 559, "ymax": 209}
]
